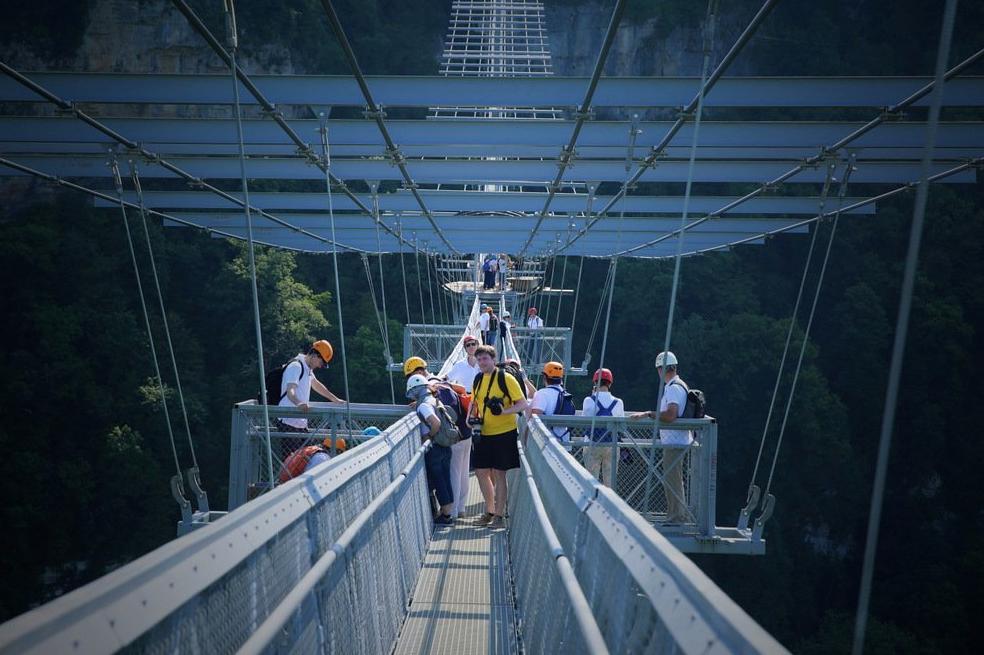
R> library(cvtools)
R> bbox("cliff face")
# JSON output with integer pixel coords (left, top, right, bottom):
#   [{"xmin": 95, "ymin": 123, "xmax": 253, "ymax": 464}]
[{"xmin": 1, "ymin": 0, "xmax": 732, "ymax": 78}]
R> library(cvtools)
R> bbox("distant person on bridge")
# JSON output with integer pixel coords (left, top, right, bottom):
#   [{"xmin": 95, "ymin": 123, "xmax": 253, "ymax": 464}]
[
  {"xmin": 485, "ymin": 307, "xmax": 499, "ymax": 348},
  {"xmin": 581, "ymin": 368, "xmax": 624, "ymax": 487},
  {"xmin": 497, "ymin": 311, "xmax": 512, "ymax": 360},
  {"xmin": 631, "ymin": 351, "xmax": 693, "ymax": 524},
  {"xmin": 276, "ymin": 340, "xmax": 344, "ymax": 435},
  {"xmin": 525, "ymin": 307, "xmax": 544, "ymax": 365},
  {"xmin": 531, "ymin": 361, "xmax": 574, "ymax": 442},
  {"xmin": 469, "ymin": 345, "xmax": 530, "ymax": 528},
  {"xmin": 407, "ymin": 374, "xmax": 455, "ymax": 526},
  {"xmin": 497, "ymin": 253, "xmax": 509, "ymax": 289},
  {"xmin": 479, "ymin": 304, "xmax": 491, "ymax": 344},
  {"xmin": 277, "ymin": 437, "xmax": 347, "ymax": 483},
  {"xmin": 482, "ymin": 256, "xmax": 497, "ymax": 290}
]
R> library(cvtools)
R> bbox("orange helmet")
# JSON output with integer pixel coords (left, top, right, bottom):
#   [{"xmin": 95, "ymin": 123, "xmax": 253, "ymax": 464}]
[
  {"xmin": 592, "ymin": 368, "xmax": 613, "ymax": 385},
  {"xmin": 543, "ymin": 361, "xmax": 564, "ymax": 378},
  {"xmin": 322, "ymin": 436, "xmax": 347, "ymax": 453},
  {"xmin": 312, "ymin": 340, "xmax": 334, "ymax": 363}
]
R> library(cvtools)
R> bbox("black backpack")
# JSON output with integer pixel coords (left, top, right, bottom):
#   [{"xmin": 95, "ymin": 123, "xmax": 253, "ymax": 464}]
[
  {"xmin": 488, "ymin": 314, "xmax": 499, "ymax": 333},
  {"xmin": 259, "ymin": 359, "xmax": 304, "ymax": 405},
  {"xmin": 669, "ymin": 379, "xmax": 706, "ymax": 419}
]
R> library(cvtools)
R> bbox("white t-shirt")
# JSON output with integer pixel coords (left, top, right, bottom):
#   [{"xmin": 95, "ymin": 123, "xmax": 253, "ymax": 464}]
[
  {"xmin": 278, "ymin": 355, "xmax": 312, "ymax": 429},
  {"xmin": 304, "ymin": 450, "xmax": 331, "ymax": 472},
  {"xmin": 527, "ymin": 315, "xmax": 544, "ymax": 330},
  {"xmin": 447, "ymin": 359, "xmax": 482, "ymax": 388},
  {"xmin": 532, "ymin": 384, "xmax": 569, "ymax": 441},
  {"xmin": 659, "ymin": 376, "xmax": 693, "ymax": 446},
  {"xmin": 582, "ymin": 391, "xmax": 625, "ymax": 442},
  {"xmin": 479, "ymin": 313, "xmax": 490, "ymax": 331},
  {"xmin": 497, "ymin": 257, "xmax": 507, "ymax": 272}
]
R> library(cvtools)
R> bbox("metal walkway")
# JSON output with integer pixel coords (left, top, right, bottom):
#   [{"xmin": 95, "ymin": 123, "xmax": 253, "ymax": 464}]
[{"xmin": 394, "ymin": 478, "xmax": 519, "ymax": 654}]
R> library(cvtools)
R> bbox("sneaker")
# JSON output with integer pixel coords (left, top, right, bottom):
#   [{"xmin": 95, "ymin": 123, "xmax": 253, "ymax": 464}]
[
  {"xmin": 434, "ymin": 514, "xmax": 454, "ymax": 527},
  {"xmin": 475, "ymin": 512, "xmax": 495, "ymax": 526},
  {"xmin": 488, "ymin": 515, "xmax": 506, "ymax": 529}
]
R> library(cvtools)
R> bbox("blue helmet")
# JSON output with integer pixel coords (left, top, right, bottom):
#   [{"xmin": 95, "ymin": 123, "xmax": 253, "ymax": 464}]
[{"xmin": 362, "ymin": 426, "xmax": 382, "ymax": 437}]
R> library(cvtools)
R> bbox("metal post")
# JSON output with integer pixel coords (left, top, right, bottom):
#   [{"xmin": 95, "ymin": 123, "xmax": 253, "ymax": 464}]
[{"xmin": 228, "ymin": 404, "xmax": 248, "ymax": 510}]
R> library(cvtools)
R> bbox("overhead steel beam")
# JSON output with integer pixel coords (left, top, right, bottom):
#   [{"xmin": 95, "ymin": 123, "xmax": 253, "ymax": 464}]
[
  {"xmin": 316, "ymin": 0, "xmax": 458, "ymax": 254},
  {"xmin": 7, "ymin": 155, "xmax": 974, "ymax": 184},
  {"xmin": 3, "ymin": 118, "xmax": 981, "ymax": 150},
  {"xmin": 0, "ymin": 62, "xmax": 366, "ymax": 253},
  {"xmin": 91, "ymin": 191, "xmax": 877, "ymax": 215},
  {"xmin": 2, "ymin": 73, "xmax": 981, "ymax": 107}
]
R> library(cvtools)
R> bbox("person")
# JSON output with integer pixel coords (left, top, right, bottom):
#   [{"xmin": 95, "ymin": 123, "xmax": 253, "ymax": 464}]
[
  {"xmin": 447, "ymin": 335, "xmax": 481, "ymax": 387},
  {"xmin": 483, "ymin": 256, "xmax": 497, "ymax": 290},
  {"xmin": 526, "ymin": 307, "xmax": 544, "ymax": 365},
  {"xmin": 469, "ymin": 345, "xmax": 529, "ymax": 528},
  {"xmin": 581, "ymin": 368, "xmax": 624, "ymax": 487},
  {"xmin": 479, "ymin": 305, "xmax": 491, "ymax": 345},
  {"xmin": 505, "ymin": 358, "xmax": 537, "ymax": 399},
  {"xmin": 497, "ymin": 253, "xmax": 509, "ymax": 289},
  {"xmin": 530, "ymin": 361, "xmax": 572, "ymax": 442},
  {"xmin": 403, "ymin": 356, "xmax": 432, "ymax": 379},
  {"xmin": 277, "ymin": 340, "xmax": 344, "ymax": 434},
  {"xmin": 630, "ymin": 351, "xmax": 693, "ymax": 524},
  {"xmin": 278, "ymin": 436, "xmax": 347, "ymax": 483},
  {"xmin": 485, "ymin": 308, "xmax": 499, "ymax": 347},
  {"xmin": 407, "ymin": 374, "xmax": 455, "ymax": 526},
  {"xmin": 497, "ymin": 311, "xmax": 512, "ymax": 360}
]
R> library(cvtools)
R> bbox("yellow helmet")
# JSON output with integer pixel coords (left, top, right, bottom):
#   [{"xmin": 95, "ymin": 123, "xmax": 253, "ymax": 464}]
[
  {"xmin": 311, "ymin": 340, "xmax": 334, "ymax": 363},
  {"xmin": 322, "ymin": 436, "xmax": 347, "ymax": 453},
  {"xmin": 543, "ymin": 361, "xmax": 564, "ymax": 378},
  {"xmin": 403, "ymin": 356, "xmax": 428, "ymax": 377}
]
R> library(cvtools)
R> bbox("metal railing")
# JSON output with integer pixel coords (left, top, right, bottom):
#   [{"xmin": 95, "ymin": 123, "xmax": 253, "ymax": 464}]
[
  {"xmin": 522, "ymin": 416, "xmax": 787, "ymax": 653},
  {"xmin": 0, "ymin": 413, "xmax": 427, "ymax": 655},
  {"xmin": 538, "ymin": 413, "xmax": 715, "ymax": 535},
  {"xmin": 228, "ymin": 400, "xmax": 411, "ymax": 510},
  {"xmin": 401, "ymin": 323, "xmax": 572, "ymax": 372}
]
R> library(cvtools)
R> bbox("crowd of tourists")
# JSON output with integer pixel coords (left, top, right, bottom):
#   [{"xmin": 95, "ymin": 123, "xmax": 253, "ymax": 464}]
[{"xmin": 264, "ymin": 334, "xmax": 699, "ymax": 531}]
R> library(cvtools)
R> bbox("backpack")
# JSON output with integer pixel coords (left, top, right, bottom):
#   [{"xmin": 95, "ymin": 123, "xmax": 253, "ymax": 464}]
[
  {"xmin": 588, "ymin": 395, "xmax": 619, "ymax": 443},
  {"xmin": 669, "ymin": 379, "xmax": 706, "ymax": 419},
  {"xmin": 278, "ymin": 445, "xmax": 327, "ymax": 483},
  {"xmin": 260, "ymin": 358, "xmax": 304, "ymax": 405},
  {"xmin": 432, "ymin": 381, "xmax": 473, "ymax": 437},
  {"xmin": 417, "ymin": 400, "xmax": 462, "ymax": 448},
  {"xmin": 482, "ymin": 259, "xmax": 492, "ymax": 273},
  {"xmin": 548, "ymin": 385, "xmax": 576, "ymax": 440}
]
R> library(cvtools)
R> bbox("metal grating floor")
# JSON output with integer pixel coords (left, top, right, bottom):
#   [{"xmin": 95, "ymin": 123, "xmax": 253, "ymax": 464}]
[{"xmin": 393, "ymin": 476, "xmax": 520, "ymax": 654}]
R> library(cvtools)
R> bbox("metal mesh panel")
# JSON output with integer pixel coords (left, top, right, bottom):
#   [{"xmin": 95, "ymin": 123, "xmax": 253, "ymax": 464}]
[{"xmin": 539, "ymin": 415, "xmax": 701, "ymax": 526}]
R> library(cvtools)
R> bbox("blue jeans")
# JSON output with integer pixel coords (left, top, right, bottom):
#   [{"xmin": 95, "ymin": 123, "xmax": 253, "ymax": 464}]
[{"xmin": 425, "ymin": 444, "xmax": 453, "ymax": 506}]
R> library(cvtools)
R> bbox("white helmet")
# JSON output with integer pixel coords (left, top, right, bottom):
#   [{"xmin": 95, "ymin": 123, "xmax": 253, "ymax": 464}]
[
  {"xmin": 405, "ymin": 374, "xmax": 430, "ymax": 398},
  {"xmin": 654, "ymin": 351, "xmax": 678, "ymax": 369},
  {"xmin": 503, "ymin": 311, "xmax": 511, "ymax": 318}
]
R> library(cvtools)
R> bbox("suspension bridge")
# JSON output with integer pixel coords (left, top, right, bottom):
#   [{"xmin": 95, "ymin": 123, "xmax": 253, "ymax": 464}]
[{"xmin": 0, "ymin": 0, "xmax": 980, "ymax": 652}]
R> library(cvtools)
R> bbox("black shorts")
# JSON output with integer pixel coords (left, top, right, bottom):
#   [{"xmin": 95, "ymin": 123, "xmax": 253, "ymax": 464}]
[{"xmin": 471, "ymin": 429, "xmax": 520, "ymax": 471}]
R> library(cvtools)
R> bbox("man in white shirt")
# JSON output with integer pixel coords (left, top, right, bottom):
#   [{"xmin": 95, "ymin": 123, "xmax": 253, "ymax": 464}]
[
  {"xmin": 630, "ymin": 350, "xmax": 693, "ymax": 524},
  {"xmin": 277, "ymin": 340, "xmax": 344, "ymax": 432},
  {"xmin": 525, "ymin": 307, "xmax": 544, "ymax": 365},
  {"xmin": 531, "ymin": 361, "xmax": 571, "ymax": 442},
  {"xmin": 497, "ymin": 254, "xmax": 508, "ymax": 289},
  {"xmin": 581, "ymin": 368, "xmax": 624, "ymax": 487},
  {"xmin": 479, "ymin": 305, "xmax": 491, "ymax": 344}
]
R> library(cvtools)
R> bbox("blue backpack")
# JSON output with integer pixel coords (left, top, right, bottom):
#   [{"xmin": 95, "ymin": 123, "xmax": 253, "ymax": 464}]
[
  {"xmin": 589, "ymin": 395, "xmax": 619, "ymax": 443},
  {"xmin": 549, "ymin": 386, "xmax": 576, "ymax": 440}
]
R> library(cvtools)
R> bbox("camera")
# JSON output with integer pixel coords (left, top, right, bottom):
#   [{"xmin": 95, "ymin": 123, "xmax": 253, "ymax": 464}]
[
  {"xmin": 486, "ymin": 397, "xmax": 504, "ymax": 416},
  {"xmin": 467, "ymin": 416, "xmax": 483, "ymax": 440}
]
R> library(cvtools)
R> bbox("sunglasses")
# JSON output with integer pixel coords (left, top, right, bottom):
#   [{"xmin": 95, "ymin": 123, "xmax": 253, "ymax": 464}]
[{"xmin": 464, "ymin": 341, "xmax": 479, "ymax": 347}]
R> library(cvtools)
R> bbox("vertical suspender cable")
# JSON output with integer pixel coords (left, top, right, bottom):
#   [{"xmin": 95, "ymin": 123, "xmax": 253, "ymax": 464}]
[
  {"xmin": 656, "ymin": 0, "xmax": 717, "ymax": 413},
  {"xmin": 224, "ymin": 0, "xmax": 273, "ymax": 489},
  {"xmin": 425, "ymin": 246, "xmax": 437, "ymax": 326},
  {"xmin": 319, "ymin": 119, "xmax": 353, "ymax": 427},
  {"xmin": 414, "ymin": 235, "xmax": 426, "ymax": 322},
  {"xmin": 110, "ymin": 160, "xmax": 185, "ymax": 501},
  {"xmin": 852, "ymin": 2, "xmax": 958, "ymax": 653},
  {"xmin": 129, "ymin": 164, "xmax": 207, "ymax": 509},
  {"xmin": 372, "ymin": 189, "xmax": 396, "ymax": 404},
  {"xmin": 397, "ymin": 215, "xmax": 412, "ymax": 325},
  {"xmin": 741, "ymin": 162, "xmax": 836, "ymax": 522}
]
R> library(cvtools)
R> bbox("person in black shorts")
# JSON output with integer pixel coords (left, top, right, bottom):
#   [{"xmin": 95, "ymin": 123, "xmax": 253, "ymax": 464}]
[{"xmin": 468, "ymin": 345, "xmax": 530, "ymax": 528}]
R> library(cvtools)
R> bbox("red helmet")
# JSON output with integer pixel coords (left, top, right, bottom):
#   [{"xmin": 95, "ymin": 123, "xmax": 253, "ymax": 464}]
[
  {"xmin": 592, "ymin": 368, "xmax": 613, "ymax": 385},
  {"xmin": 528, "ymin": 307, "xmax": 537, "ymax": 314}
]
